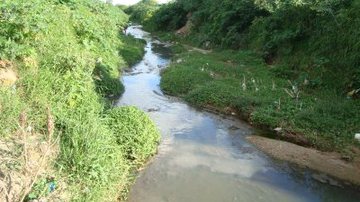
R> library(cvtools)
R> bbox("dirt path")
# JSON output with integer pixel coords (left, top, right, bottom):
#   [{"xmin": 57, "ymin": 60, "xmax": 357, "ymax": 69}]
[{"xmin": 247, "ymin": 135, "xmax": 360, "ymax": 186}]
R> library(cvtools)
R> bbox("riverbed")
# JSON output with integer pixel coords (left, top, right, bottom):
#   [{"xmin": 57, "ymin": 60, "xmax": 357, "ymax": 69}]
[{"xmin": 117, "ymin": 25, "xmax": 360, "ymax": 202}]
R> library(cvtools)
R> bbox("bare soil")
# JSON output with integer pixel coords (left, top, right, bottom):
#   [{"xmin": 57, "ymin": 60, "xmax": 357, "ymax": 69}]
[
  {"xmin": 175, "ymin": 13, "xmax": 193, "ymax": 36},
  {"xmin": 0, "ymin": 60, "xmax": 17, "ymax": 87},
  {"xmin": 0, "ymin": 110, "xmax": 67, "ymax": 202}
]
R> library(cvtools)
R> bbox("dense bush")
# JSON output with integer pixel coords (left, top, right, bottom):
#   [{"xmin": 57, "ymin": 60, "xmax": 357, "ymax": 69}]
[
  {"xmin": 148, "ymin": 2, "xmax": 188, "ymax": 31},
  {"xmin": 189, "ymin": 0, "xmax": 266, "ymax": 48},
  {"xmin": 247, "ymin": 0, "xmax": 359, "ymax": 91},
  {"xmin": 141, "ymin": 0, "xmax": 267, "ymax": 48},
  {"xmin": 124, "ymin": 0, "xmax": 159, "ymax": 25}
]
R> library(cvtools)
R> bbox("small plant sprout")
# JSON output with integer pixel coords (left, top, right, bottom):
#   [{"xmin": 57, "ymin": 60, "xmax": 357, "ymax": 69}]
[
  {"xmin": 304, "ymin": 78, "xmax": 309, "ymax": 86},
  {"xmin": 274, "ymin": 98, "xmax": 281, "ymax": 110},
  {"xmin": 251, "ymin": 78, "xmax": 259, "ymax": 92},
  {"xmin": 272, "ymin": 80, "xmax": 276, "ymax": 90},
  {"xmin": 284, "ymin": 80, "xmax": 301, "ymax": 101},
  {"xmin": 242, "ymin": 76, "xmax": 247, "ymax": 91}
]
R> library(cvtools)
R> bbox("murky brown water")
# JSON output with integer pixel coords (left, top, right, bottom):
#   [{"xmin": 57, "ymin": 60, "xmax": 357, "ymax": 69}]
[{"xmin": 117, "ymin": 26, "xmax": 360, "ymax": 202}]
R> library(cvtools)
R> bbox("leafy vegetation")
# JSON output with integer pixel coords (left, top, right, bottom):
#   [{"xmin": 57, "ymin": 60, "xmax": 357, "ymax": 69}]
[
  {"xmin": 106, "ymin": 106, "xmax": 160, "ymax": 164},
  {"xmin": 146, "ymin": 1, "xmax": 188, "ymax": 31},
  {"xmin": 0, "ymin": 0, "xmax": 157, "ymax": 201},
  {"xmin": 124, "ymin": 0, "xmax": 160, "ymax": 26},
  {"xmin": 119, "ymin": 35, "xmax": 146, "ymax": 66}
]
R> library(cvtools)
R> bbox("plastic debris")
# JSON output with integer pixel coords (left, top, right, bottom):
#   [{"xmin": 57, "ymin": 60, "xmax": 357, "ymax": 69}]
[{"xmin": 48, "ymin": 182, "xmax": 56, "ymax": 193}]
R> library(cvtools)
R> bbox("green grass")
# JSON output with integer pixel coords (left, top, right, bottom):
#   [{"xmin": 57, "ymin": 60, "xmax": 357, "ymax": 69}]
[
  {"xmin": 161, "ymin": 47, "xmax": 360, "ymax": 151},
  {"xmin": 0, "ymin": 0, "xmax": 156, "ymax": 201},
  {"xmin": 0, "ymin": 87, "xmax": 24, "ymax": 138},
  {"xmin": 106, "ymin": 106, "xmax": 160, "ymax": 165},
  {"xmin": 119, "ymin": 35, "xmax": 146, "ymax": 67}
]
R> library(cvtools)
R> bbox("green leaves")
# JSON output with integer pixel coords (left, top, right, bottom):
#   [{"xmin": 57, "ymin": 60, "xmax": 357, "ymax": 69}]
[{"xmin": 125, "ymin": 0, "xmax": 160, "ymax": 25}]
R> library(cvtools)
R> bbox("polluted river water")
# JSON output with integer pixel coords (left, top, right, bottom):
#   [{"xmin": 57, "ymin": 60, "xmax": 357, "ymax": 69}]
[{"xmin": 117, "ymin": 26, "xmax": 360, "ymax": 202}]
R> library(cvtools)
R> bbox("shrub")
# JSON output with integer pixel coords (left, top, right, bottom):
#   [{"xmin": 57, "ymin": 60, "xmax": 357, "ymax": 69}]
[{"xmin": 106, "ymin": 106, "xmax": 160, "ymax": 164}]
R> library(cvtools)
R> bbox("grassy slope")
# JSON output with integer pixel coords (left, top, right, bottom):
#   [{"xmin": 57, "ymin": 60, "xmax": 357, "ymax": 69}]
[
  {"xmin": 0, "ymin": 0, "xmax": 157, "ymax": 201},
  {"xmin": 161, "ymin": 45, "xmax": 360, "ymax": 153}
]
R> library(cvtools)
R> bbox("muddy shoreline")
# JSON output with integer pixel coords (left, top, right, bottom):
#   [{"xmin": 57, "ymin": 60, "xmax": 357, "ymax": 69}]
[{"xmin": 247, "ymin": 135, "xmax": 360, "ymax": 186}]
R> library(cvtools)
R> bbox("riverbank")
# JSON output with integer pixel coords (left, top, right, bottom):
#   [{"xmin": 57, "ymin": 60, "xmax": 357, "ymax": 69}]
[
  {"xmin": 158, "ymin": 43, "xmax": 360, "ymax": 185},
  {"xmin": 247, "ymin": 136, "xmax": 360, "ymax": 186},
  {"xmin": 0, "ymin": 1, "xmax": 158, "ymax": 201}
]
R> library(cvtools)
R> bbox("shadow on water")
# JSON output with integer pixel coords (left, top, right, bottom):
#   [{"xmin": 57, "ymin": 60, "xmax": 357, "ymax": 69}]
[{"xmin": 117, "ymin": 25, "xmax": 360, "ymax": 202}]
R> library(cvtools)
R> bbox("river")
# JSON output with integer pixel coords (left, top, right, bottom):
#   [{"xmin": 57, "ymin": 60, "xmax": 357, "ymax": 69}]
[{"xmin": 117, "ymin": 25, "xmax": 360, "ymax": 202}]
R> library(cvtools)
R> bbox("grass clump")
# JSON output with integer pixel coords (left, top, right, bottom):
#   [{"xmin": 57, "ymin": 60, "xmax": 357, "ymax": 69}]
[
  {"xmin": 93, "ymin": 63, "xmax": 125, "ymax": 99},
  {"xmin": 119, "ymin": 35, "xmax": 146, "ymax": 67},
  {"xmin": 161, "ymin": 48, "xmax": 360, "ymax": 151},
  {"xmin": 161, "ymin": 64, "xmax": 211, "ymax": 95},
  {"xmin": 106, "ymin": 106, "xmax": 160, "ymax": 164}
]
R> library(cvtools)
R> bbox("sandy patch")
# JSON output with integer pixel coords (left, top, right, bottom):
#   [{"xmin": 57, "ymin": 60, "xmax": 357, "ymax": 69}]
[{"xmin": 247, "ymin": 135, "xmax": 360, "ymax": 186}]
